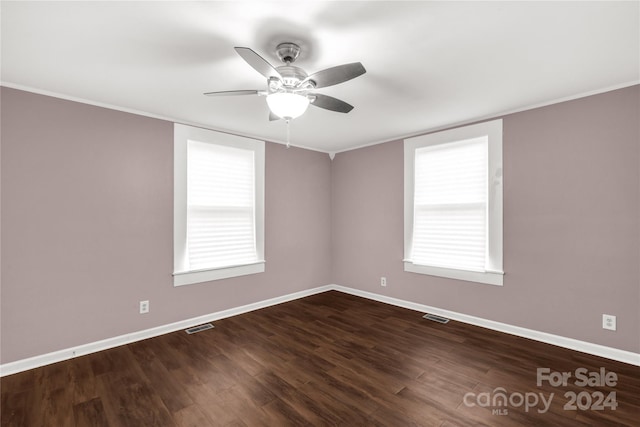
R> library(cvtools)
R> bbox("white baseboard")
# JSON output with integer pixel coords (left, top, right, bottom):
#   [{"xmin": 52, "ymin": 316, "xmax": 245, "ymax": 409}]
[
  {"xmin": 331, "ymin": 284, "xmax": 640, "ymax": 367},
  {"xmin": 2, "ymin": 283, "xmax": 638, "ymax": 376},
  {"xmin": 0, "ymin": 285, "xmax": 332, "ymax": 377}
]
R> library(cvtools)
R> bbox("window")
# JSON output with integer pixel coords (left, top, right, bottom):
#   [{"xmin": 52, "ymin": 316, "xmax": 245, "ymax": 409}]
[
  {"xmin": 174, "ymin": 124, "xmax": 265, "ymax": 286},
  {"xmin": 404, "ymin": 119, "xmax": 503, "ymax": 286}
]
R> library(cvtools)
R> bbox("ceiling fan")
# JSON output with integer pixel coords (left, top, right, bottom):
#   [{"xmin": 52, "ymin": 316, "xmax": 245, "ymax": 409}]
[{"xmin": 204, "ymin": 42, "xmax": 366, "ymax": 121}]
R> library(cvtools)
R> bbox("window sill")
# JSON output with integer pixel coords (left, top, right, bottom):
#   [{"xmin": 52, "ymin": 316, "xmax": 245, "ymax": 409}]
[
  {"xmin": 404, "ymin": 261, "xmax": 503, "ymax": 286},
  {"xmin": 173, "ymin": 261, "xmax": 265, "ymax": 287}
]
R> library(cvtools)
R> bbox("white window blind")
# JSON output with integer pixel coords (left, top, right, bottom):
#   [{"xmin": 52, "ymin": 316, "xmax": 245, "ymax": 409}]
[
  {"xmin": 174, "ymin": 123, "xmax": 265, "ymax": 286},
  {"xmin": 186, "ymin": 140, "xmax": 258, "ymax": 271},
  {"xmin": 404, "ymin": 119, "xmax": 503, "ymax": 286},
  {"xmin": 411, "ymin": 137, "xmax": 488, "ymax": 271}
]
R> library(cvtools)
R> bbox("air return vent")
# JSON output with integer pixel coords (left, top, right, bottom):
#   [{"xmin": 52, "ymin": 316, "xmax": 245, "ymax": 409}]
[
  {"xmin": 423, "ymin": 313, "xmax": 450, "ymax": 324},
  {"xmin": 185, "ymin": 323, "xmax": 214, "ymax": 334}
]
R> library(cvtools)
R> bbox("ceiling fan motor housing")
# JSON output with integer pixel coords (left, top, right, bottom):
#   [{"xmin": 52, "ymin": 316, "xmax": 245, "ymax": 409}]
[{"xmin": 274, "ymin": 65, "xmax": 311, "ymax": 89}]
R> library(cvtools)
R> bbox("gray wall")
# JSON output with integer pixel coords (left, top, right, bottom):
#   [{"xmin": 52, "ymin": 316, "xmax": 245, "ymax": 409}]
[
  {"xmin": 1, "ymin": 88, "xmax": 332, "ymax": 363},
  {"xmin": 2, "ymin": 84, "xmax": 638, "ymax": 364},
  {"xmin": 331, "ymin": 85, "xmax": 640, "ymax": 353}
]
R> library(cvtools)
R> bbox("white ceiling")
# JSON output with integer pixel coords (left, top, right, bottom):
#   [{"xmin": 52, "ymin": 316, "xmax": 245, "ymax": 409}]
[{"xmin": 2, "ymin": 1, "xmax": 638, "ymax": 153}]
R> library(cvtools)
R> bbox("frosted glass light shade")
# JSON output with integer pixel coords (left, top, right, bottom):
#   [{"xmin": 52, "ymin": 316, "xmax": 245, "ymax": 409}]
[{"xmin": 266, "ymin": 92, "xmax": 309, "ymax": 119}]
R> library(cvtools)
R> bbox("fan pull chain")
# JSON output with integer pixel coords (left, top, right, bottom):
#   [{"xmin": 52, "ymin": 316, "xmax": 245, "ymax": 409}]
[{"xmin": 286, "ymin": 119, "xmax": 291, "ymax": 149}]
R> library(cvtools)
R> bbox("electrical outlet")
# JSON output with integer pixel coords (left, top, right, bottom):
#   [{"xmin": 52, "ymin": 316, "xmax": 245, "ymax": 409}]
[
  {"xmin": 381, "ymin": 277, "xmax": 387, "ymax": 287},
  {"xmin": 602, "ymin": 314, "xmax": 616, "ymax": 331},
  {"xmin": 140, "ymin": 300, "xmax": 149, "ymax": 314}
]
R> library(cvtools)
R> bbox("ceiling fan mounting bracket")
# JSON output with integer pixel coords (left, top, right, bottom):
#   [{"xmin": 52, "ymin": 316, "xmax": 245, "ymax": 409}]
[{"xmin": 276, "ymin": 42, "xmax": 301, "ymax": 64}]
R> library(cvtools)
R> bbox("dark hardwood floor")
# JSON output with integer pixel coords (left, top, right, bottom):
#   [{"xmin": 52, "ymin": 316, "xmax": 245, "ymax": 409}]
[{"xmin": 2, "ymin": 290, "xmax": 639, "ymax": 426}]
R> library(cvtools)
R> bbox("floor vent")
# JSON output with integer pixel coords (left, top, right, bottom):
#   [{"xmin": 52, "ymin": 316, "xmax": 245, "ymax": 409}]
[
  {"xmin": 185, "ymin": 323, "xmax": 214, "ymax": 334},
  {"xmin": 423, "ymin": 313, "xmax": 450, "ymax": 324}
]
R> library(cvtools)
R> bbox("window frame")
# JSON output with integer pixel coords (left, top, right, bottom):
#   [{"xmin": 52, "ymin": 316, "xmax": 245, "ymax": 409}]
[
  {"xmin": 404, "ymin": 119, "xmax": 504, "ymax": 286},
  {"xmin": 173, "ymin": 124, "xmax": 265, "ymax": 286}
]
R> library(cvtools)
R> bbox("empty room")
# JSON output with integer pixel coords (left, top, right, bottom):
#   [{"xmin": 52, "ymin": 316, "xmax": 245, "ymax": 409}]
[{"xmin": 1, "ymin": 1, "xmax": 639, "ymax": 426}]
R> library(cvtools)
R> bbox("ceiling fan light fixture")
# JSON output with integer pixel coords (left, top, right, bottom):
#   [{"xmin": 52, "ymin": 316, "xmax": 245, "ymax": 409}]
[{"xmin": 266, "ymin": 92, "xmax": 309, "ymax": 120}]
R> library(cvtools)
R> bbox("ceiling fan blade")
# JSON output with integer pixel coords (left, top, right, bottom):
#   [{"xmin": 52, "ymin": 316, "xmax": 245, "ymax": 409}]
[
  {"xmin": 204, "ymin": 90, "xmax": 261, "ymax": 96},
  {"xmin": 304, "ymin": 62, "xmax": 366, "ymax": 89},
  {"xmin": 269, "ymin": 111, "xmax": 281, "ymax": 121},
  {"xmin": 234, "ymin": 47, "xmax": 282, "ymax": 80},
  {"xmin": 309, "ymin": 93, "xmax": 354, "ymax": 113}
]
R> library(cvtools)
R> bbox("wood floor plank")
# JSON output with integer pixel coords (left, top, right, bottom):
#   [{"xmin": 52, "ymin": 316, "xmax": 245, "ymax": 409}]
[
  {"xmin": 21, "ymin": 364, "xmax": 74, "ymax": 427},
  {"xmin": 254, "ymin": 370, "xmax": 342, "ymax": 425},
  {"xmin": 72, "ymin": 397, "xmax": 109, "ymax": 427},
  {"xmin": 259, "ymin": 397, "xmax": 314, "ymax": 427},
  {"xmin": 217, "ymin": 346, "xmax": 268, "ymax": 378},
  {"xmin": 0, "ymin": 390, "xmax": 29, "ymax": 427},
  {"xmin": 171, "ymin": 404, "xmax": 214, "ymax": 427},
  {"xmin": 68, "ymin": 356, "xmax": 100, "ymax": 404},
  {"xmin": 2, "ymin": 290, "xmax": 639, "ymax": 426},
  {"xmin": 127, "ymin": 340, "xmax": 194, "ymax": 413},
  {"xmin": 215, "ymin": 383, "xmax": 274, "ymax": 426},
  {"xmin": 95, "ymin": 357, "xmax": 176, "ymax": 427},
  {"xmin": 173, "ymin": 371, "xmax": 239, "ymax": 426}
]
